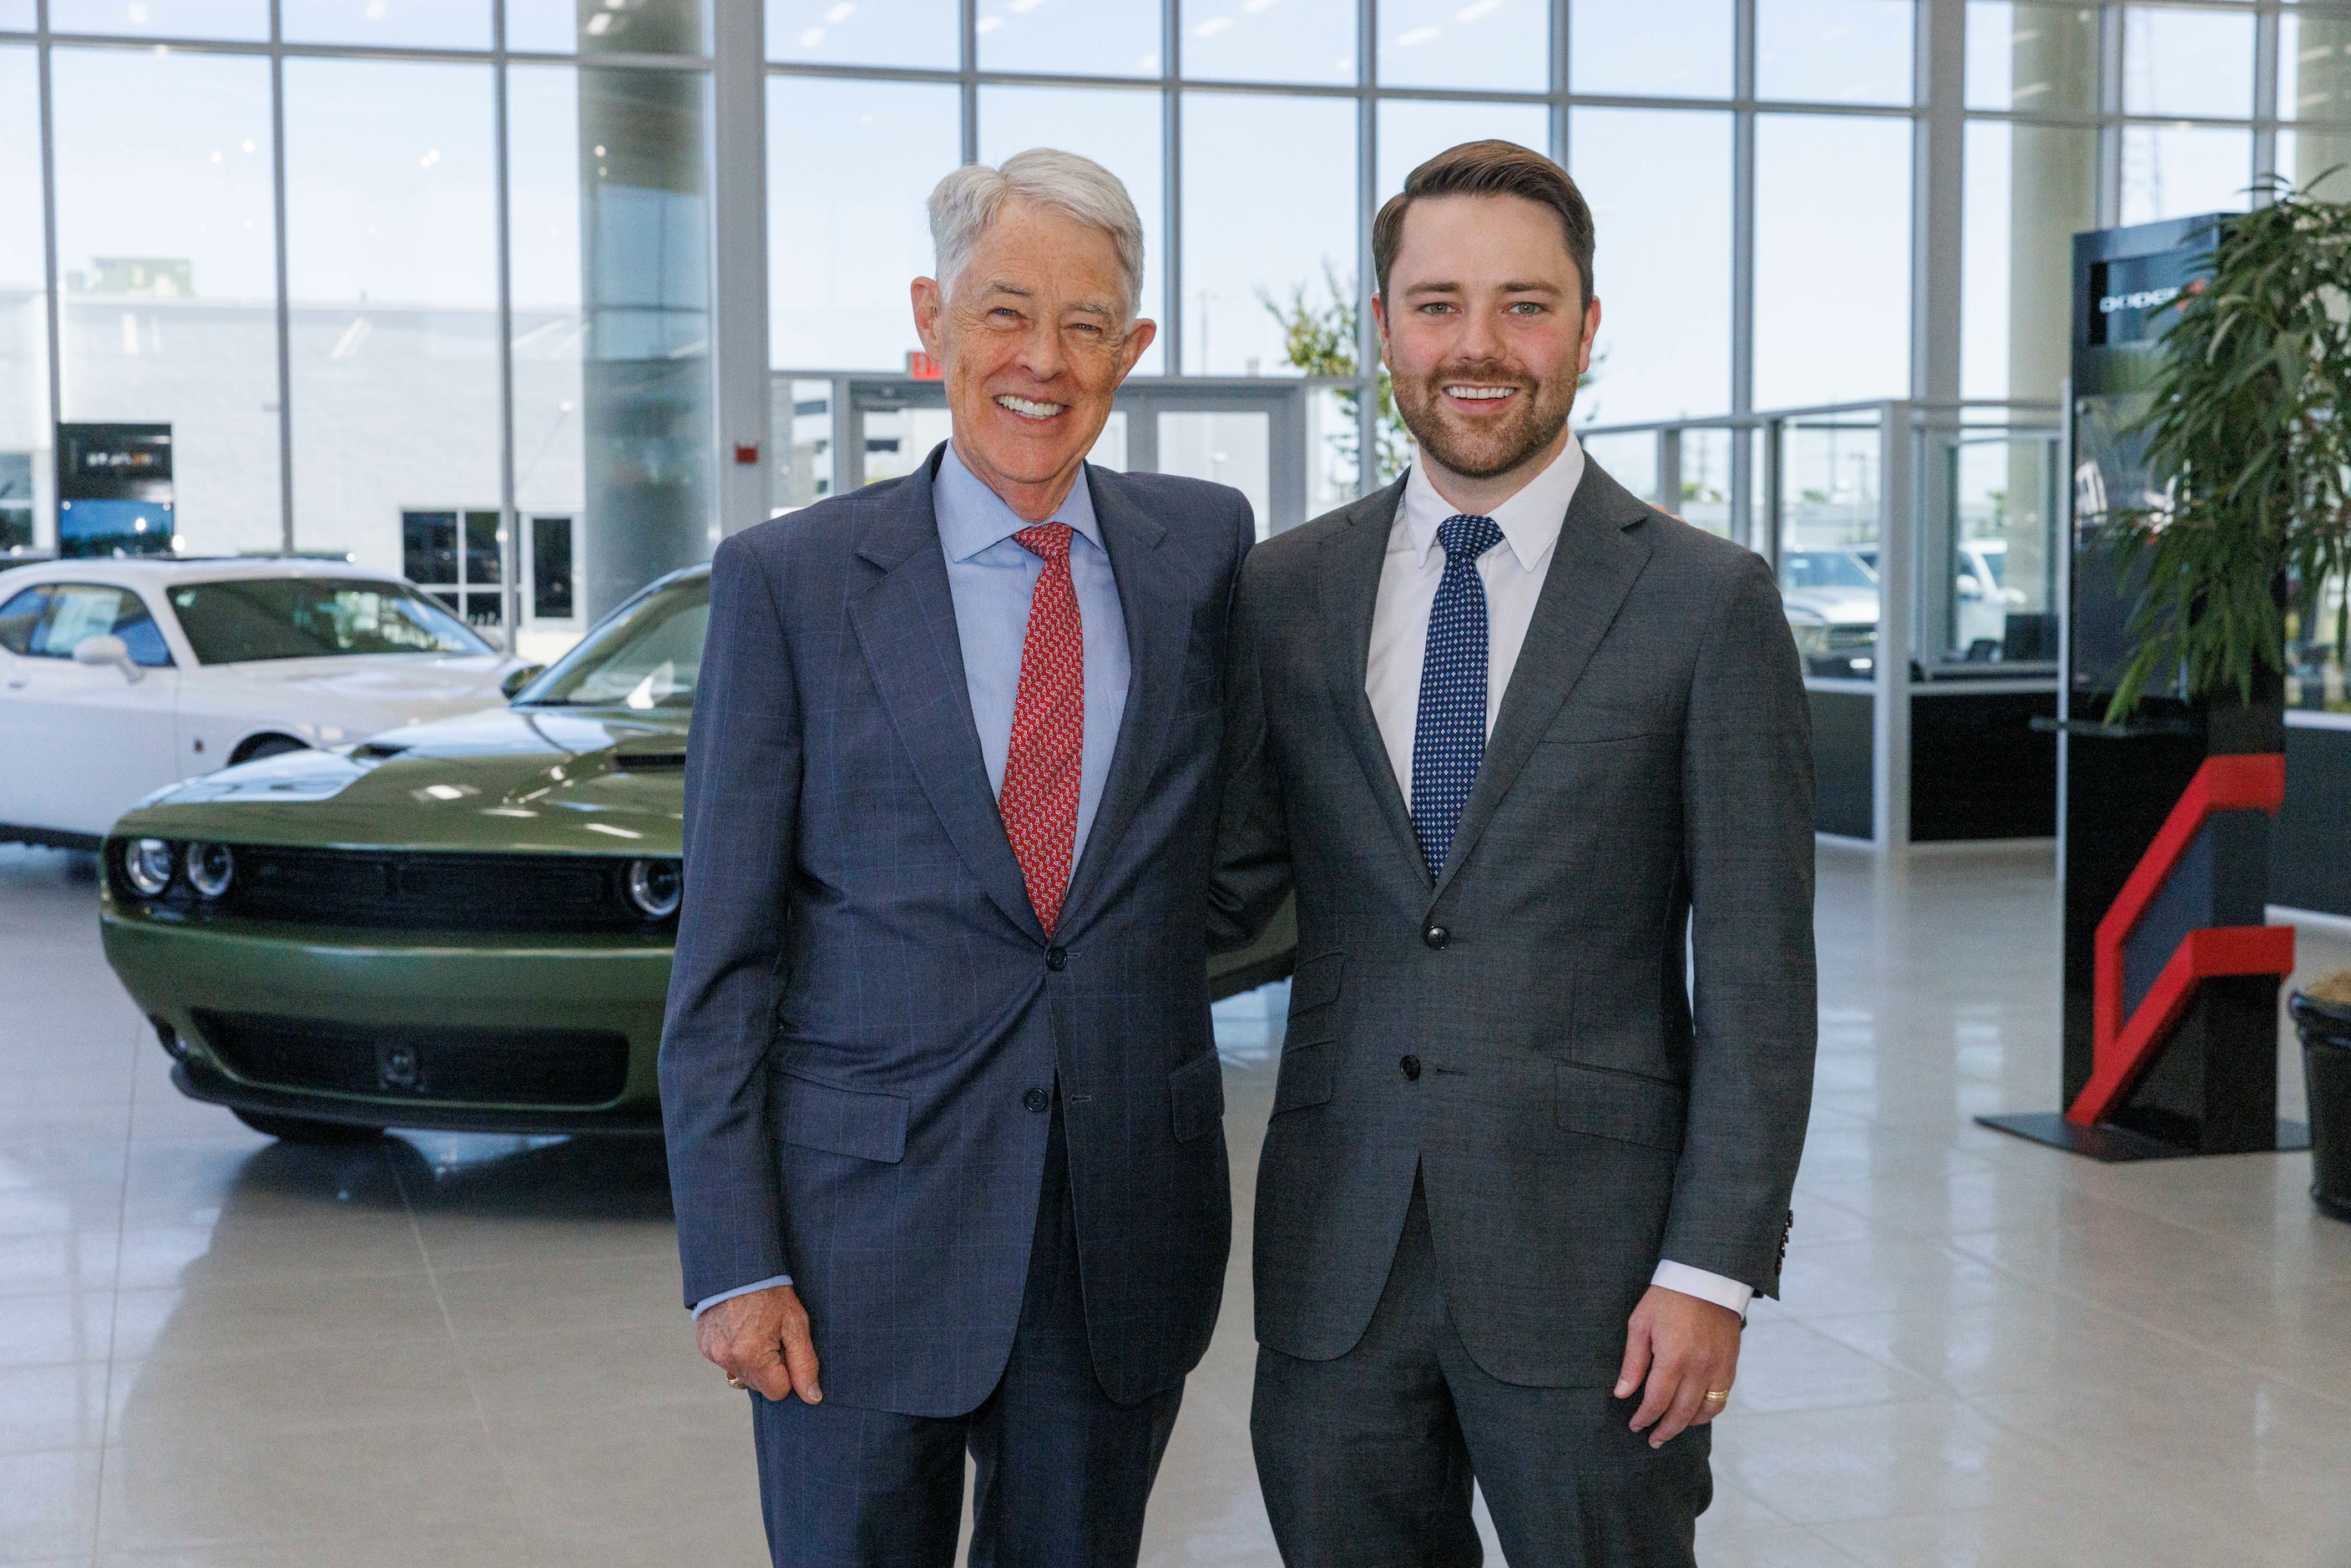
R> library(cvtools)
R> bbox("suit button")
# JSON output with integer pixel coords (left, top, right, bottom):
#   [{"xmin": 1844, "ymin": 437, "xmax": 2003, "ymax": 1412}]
[
  {"xmin": 1045, "ymin": 947, "xmax": 1067, "ymax": 972},
  {"xmin": 1400, "ymin": 1055, "xmax": 1422, "ymax": 1081},
  {"xmin": 1023, "ymin": 1087, "xmax": 1050, "ymax": 1113},
  {"xmin": 1423, "ymin": 924, "xmax": 1449, "ymax": 950}
]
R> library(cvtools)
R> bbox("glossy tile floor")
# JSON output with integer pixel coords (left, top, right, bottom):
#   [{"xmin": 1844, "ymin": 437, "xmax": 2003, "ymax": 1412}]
[{"xmin": 4, "ymin": 841, "xmax": 2350, "ymax": 1565}]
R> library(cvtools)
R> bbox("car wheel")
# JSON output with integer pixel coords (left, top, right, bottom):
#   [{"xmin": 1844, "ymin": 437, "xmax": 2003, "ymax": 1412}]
[
  {"xmin": 231, "ymin": 1108, "xmax": 384, "ymax": 1144},
  {"xmin": 231, "ymin": 734, "xmax": 308, "ymax": 765}
]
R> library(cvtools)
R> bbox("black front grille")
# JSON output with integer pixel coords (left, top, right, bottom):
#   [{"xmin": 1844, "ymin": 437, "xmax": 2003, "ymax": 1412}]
[
  {"xmin": 195, "ymin": 1010, "xmax": 630, "ymax": 1106},
  {"xmin": 217, "ymin": 847, "xmax": 663, "ymax": 933}
]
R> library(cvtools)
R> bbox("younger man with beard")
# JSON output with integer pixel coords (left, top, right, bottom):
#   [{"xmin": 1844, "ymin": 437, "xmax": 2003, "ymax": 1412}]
[{"xmin": 1211, "ymin": 141, "xmax": 1818, "ymax": 1566}]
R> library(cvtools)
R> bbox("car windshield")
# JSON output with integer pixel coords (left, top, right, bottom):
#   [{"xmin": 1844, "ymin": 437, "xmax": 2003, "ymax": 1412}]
[
  {"xmin": 519, "ymin": 575, "xmax": 708, "ymax": 711},
  {"xmin": 1779, "ymin": 551, "xmax": 1878, "ymax": 593},
  {"xmin": 169, "ymin": 578, "xmax": 492, "ymax": 663}
]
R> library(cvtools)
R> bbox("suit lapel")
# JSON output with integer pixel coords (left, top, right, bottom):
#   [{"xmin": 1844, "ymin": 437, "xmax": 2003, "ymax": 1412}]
[
  {"xmin": 1433, "ymin": 460, "xmax": 1654, "ymax": 902},
  {"xmin": 1057, "ymin": 467, "xmax": 1177, "ymax": 933},
  {"xmin": 1318, "ymin": 478, "xmax": 1428, "ymax": 889},
  {"xmin": 843, "ymin": 458, "xmax": 1044, "ymax": 943}
]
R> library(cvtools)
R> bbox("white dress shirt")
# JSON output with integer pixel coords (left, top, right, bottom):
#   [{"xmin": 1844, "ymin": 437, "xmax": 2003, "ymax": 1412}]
[{"xmin": 1364, "ymin": 435, "xmax": 1753, "ymax": 1320}]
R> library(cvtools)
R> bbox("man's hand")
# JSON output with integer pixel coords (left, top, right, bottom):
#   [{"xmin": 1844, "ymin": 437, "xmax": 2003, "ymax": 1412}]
[
  {"xmin": 1615, "ymin": 1284, "xmax": 1741, "ymax": 1449},
  {"xmin": 698, "ymin": 1283, "xmax": 822, "ymax": 1404}
]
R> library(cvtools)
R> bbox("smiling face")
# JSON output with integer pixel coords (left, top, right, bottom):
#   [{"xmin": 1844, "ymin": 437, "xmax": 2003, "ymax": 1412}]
[
  {"xmin": 911, "ymin": 199, "xmax": 1155, "ymax": 523},
  {"xmin": 1374, "ymin": 192, "xmax": 1600, "ymax": 510}
]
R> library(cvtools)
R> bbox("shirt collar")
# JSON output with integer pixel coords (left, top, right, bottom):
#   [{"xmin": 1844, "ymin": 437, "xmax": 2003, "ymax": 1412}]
[
  {"xmin": 934, "ymin": 441, "xmax": 1105, "ymax": 564},
  {"xmin": 1398, "ymin": 430, "xmax": 1585, "ymax": 574}
]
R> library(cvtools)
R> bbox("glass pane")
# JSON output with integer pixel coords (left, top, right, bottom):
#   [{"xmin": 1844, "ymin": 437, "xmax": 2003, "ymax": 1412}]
[
  {"xmin": 979, "ymin": 84, "xmax": 1166, "ymax": 375},
  {"xmin": 1569, "ymin": 107, "xmax": 1732, "ymax": 423},
  {"xmin": 1679, "ymin": 427, "xmax": 1732, "ymax": 537},
  {"xmin": 1754, "ymin": 113, "xmax": 1911, "ymax": 409},
  {"xmin": 283, "ymin": 0, "xmax": 489, "ymax": 49},
  {"xmin": 1304, "ymin": 384, "xmax": 1358, "ymax": 511},
  {"xmin": 1378, "ymin": 99, "xmax": 1551, "ymax": 205},
  {"xmin": 507, "ymin": 63, "xmax": 585, "ymax": 594},
  {"xmin": 53, "ymin": 50, "xmax": 280, "ymax": 559},
  {"xmin": 508, "ymin": 0, "xmax": 702, "ymax": 50},
  {"xmin": 1943, "ymin": 433, "xmax": 2058, "ymax": 664},
  {"xmin": 1578, "ymin": 431, "xmax": 1656, "ymax": 503},
  {"xmin": 769, "ymin": 76, "xmax": 959, "ymax": 371},
  {"xmin": 0, "ymin": 0, "xmax": 27, "ymax": 28},
  {"xmin": 0, "ymin": 46, "xmax": 48, "ymax": 557},
  {"xmin": 2280, "ymin": 129, "xmax": 2351, "ymax": 202},
  {"xmin": 1757, "ymin": 0, "xmax": 1914, "ymax": 106},
  {"xmin": 1159, "ymin": 411, "xmax": 1269, "ymax": 530},
  {"xmin": 769, "ymin": 0, "xmax": 958, "ymax": 68},
  {"xmin": 1965, "ymin": 3, "xmax": 2099, "ymax": 114},
  {"xmin": 1181, "ymin": 92, "xmax": 1354, "ymax": 376},
  {"xmin": 770, "ymin": 376, "xmax": 835, "ymax": 508},
  {"xmin": 1183, "ymin": 0, "xmax": 1354, "ymax": 84},
  {"xmin": 978, "ymin": 0, "xmax": 1160, "ymax": 78},
  {"xmin": 1778, "ymin": 417, "xmax": 1882, "ymax": 678},
  {"xmin": 2283, "ymin": 13, "xmax": 2351, "ymax": 126},
  {"xmin": 402, "ymin": 509, "xmax": 458, "ymax": 583},
  {"xmin": 1378, "ymin": 0, "xmax": 1546, "ymax": 94},
  {"xmin": 1570, "ymin": 0, "xmax": 1732, "ymax": 99},
  {"xmin": 1960, "ymin": 120, "xmax": 2095, "ymax": 404},
  {"xmin": 284, "ymin": 58, "xmax": 499, "ymax": 575},
  {"xmin": 2118, "ymin": 124, "xmax": 2252, "ymax": 225},
  {"xmin": 530, "ymin": 514, "xmax": 575, "ymax": 619},
  {"xmin": 862, "ymin": 404, "xmax": 952, "ymax": 486},
  {"xmin": 2122, "ymin": 6, "xmax": 2254, "ymax": 120},
  {"xmin": 49, "ymin": 0, "xmax": 264, "ymax": 41}
]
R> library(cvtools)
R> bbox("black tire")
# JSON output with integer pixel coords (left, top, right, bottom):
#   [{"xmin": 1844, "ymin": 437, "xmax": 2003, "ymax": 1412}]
[
  {"xmin": 232, "ymin": 1108, "xmax": 384, "ymax": 1144},
  {"xmin": 231, "ymin": 734, "xmax": 308, "ymax": 765}
]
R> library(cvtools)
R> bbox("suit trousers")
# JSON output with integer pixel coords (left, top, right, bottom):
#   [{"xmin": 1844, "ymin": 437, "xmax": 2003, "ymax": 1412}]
[
  {"xmin": 1251, "ymin": 1174, "xmax": 1711, "ymax": 1568},
  {"xmin": 750, "ymin": 1104, "xmax": 1185, "ymax": 1568}
]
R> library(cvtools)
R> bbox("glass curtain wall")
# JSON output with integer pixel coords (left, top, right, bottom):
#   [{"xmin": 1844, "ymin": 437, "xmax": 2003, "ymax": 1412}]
[
  {"xmin": 0, "ymin": 0, "xmax": 715, "ymax": 651},
  {"xmin": 759, "ymin": 0, "xmax": 1929, "ymax": 518}
]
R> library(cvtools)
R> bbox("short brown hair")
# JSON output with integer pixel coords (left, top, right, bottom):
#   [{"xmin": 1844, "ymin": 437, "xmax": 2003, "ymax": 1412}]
[{"xmin": 1372, "ymin": 139, "xmax": 1595, "ymax": 312}]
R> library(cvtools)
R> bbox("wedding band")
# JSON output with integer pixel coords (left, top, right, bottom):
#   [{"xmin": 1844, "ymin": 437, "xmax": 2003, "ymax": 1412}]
[
  {"xmin": 726, "ymin": 1375, "xmax": 748, "ymax": 1390},
  {"xmin": 1702, "ymin": 1390, "xmax": 1730, "ymax": 1403}
]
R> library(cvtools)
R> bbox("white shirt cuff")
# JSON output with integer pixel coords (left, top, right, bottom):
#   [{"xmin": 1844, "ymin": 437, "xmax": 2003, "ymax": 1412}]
[
  {"xmin": 1651, "ymin": 1260, "xmax": 1752, "ymax": 1318},
  {"xmin": 692, "ymin": 1274, "xmax": 792, "ymax": 1318}
]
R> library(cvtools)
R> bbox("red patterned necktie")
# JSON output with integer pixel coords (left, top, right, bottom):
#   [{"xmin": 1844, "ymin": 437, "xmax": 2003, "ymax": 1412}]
[{"xmin": 1000, "ymin": 522, "xmax": 1084, "ymax": 935}]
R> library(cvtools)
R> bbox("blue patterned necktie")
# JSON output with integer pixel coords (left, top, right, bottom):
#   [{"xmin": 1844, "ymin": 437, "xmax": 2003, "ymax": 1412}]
[{"xmin": 1410, "ymin": 513, "xmax": 1505, "ymax": 879}]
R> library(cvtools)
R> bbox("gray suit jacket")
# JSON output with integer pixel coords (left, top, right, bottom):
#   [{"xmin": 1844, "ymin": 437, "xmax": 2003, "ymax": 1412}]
[
  {"xmin": 661, "ymin": 448, "xmax": 1253, "ymax": 1416},
  {"xmin": 1212, "ymin": 460, "xmax": 1816, "ymax": 1388}
]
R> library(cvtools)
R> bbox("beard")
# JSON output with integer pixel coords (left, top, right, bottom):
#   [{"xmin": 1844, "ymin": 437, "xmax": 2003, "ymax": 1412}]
[{"xmin": 1392, "ymin": 358, "xmax": 1576, "ymax": 481}]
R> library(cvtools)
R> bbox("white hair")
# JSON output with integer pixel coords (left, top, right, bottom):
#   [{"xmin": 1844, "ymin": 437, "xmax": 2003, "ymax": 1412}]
[{"xmin": 927, "ymin": 148, "xmax": 1146, "ymax": 321}]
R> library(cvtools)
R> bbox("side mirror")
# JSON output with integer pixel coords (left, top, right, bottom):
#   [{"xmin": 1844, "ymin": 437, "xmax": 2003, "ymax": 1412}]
[
  {"xmin": 72, "ymin": 634, "xmax": 141, "ymax": 684},
  {"xmin": 501, "ymin": 663, "xmax": 548, "ymax": 701},
  {"xmin": 1954, "ymin": 573, "xmax": 1982, "ymax": 599}
]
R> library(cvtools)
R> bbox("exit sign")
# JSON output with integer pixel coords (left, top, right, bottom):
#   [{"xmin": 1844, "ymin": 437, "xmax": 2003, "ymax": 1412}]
[{"xmin": 906, "ymin": 351, "xmax": 943, "ymax": 381}]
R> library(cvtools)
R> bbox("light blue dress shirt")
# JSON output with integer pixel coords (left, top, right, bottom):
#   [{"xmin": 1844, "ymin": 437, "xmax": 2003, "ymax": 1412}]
[{"xmin": 695, "ymin": 443, "xmax": 1131, "ymax": 1318}]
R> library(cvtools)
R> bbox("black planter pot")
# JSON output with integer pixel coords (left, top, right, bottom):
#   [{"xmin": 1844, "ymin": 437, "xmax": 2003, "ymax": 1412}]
[{"xmin": 2288, "ymin": 992, "xmax": 2351, "ymax": 1222}]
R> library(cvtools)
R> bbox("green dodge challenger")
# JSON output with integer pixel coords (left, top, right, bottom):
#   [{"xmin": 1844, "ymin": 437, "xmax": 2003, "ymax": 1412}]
[{"xmin": 99, "ymin": 564, "xmax": 1295, "ymax": 1144}]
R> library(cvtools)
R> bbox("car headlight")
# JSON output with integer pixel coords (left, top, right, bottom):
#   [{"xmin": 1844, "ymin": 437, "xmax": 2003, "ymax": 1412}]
[
  {"xmin": 187, "ymin": 842, "xmax": 234, "ymax": 899},
  {"xmin": 1788, "ymin": 621, "xmax": 1830, "ymax": 655},
  {"xmin": 626, "ymin": 858, "xmax": 682, "ymax": 919},
  {"xmin": 123, "ymin": 838, "xmax": 176, "ymax": 898}
]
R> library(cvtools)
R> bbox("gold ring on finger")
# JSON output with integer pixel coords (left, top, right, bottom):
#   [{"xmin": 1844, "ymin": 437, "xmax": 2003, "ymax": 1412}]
[
  {"xmin": 726, "ymin": 1375, "xmax": 748, "ymax": 1390},
  {"xmin": 1702, "ymin": 1390, "xmax": 1730, "ymax": 1403}
]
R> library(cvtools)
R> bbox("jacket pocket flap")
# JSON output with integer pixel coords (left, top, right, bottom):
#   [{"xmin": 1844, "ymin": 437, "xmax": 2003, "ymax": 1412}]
[
  {"xmin": 776, "ymin": 1070, "xmax": 909, "ymax": 1164},
  {"xmin": 1555, "ymin": 1062, "xmax": 1685, "ymax": 1152},
  {"xmin": 1288, "ymin": 951, "xmax": 1345, "ymax": 1017},
  {"xmin": 1170, "ymin": 1051, "xmax": 1225, "ymax": 1144},
  {"xmin": 1272, "ymin": 1041, "xmax": 1336, "ymax": 1115}
]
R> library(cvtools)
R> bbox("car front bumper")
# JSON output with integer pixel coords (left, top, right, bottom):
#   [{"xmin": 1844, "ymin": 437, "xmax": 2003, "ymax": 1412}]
[{"xmin": 103, "ymin": 906, "xmax": 671, "ymax": 1134}]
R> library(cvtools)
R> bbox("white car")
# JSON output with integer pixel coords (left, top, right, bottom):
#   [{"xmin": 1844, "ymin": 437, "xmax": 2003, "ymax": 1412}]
[{"xmin": 0, "ymin": 557, "xmax": 526, "ymax": 845}]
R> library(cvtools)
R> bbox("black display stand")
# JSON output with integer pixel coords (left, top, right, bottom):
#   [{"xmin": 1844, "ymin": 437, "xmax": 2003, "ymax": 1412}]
[{"xmin": 1978, "ymin": 215, "xmax": 2301, "ymax": 1163}]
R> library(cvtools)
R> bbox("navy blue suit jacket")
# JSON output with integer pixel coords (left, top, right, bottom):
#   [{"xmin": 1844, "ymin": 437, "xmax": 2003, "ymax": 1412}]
[{"xmin": 660, "ymin": 445, "xmax": 1254, "ymax": 1416}]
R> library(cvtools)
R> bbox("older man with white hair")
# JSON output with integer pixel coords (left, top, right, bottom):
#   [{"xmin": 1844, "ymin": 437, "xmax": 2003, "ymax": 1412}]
[{"xmin": 659, "ymin": 148, "xmax": 1255, "ymax": 1566}]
